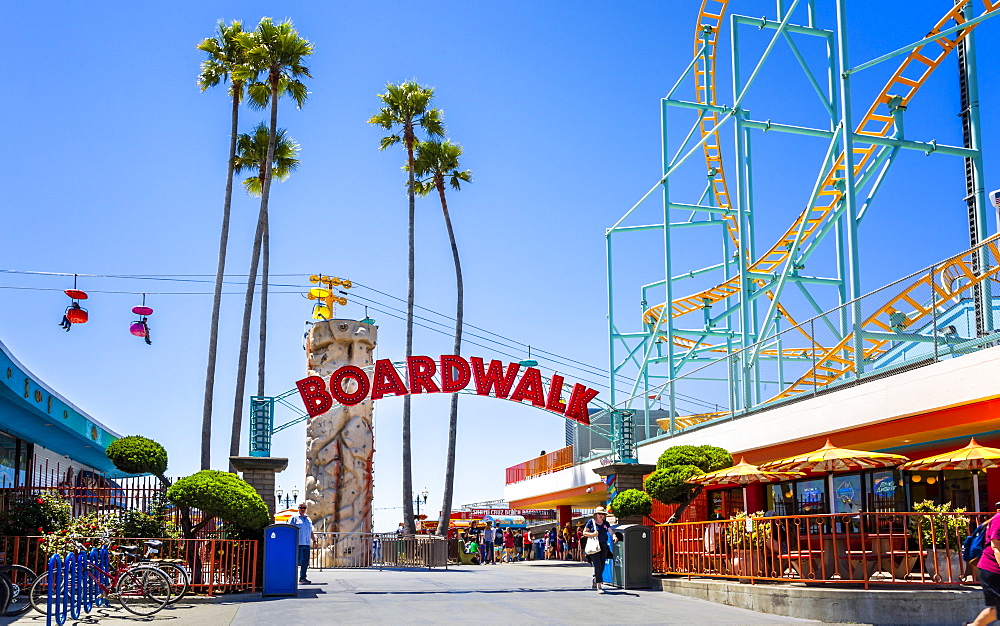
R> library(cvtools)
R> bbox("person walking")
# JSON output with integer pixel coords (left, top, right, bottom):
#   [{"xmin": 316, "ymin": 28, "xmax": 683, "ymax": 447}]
[
  {"xmin": 288, "ymin": 502, "xmax": 316, "ymax": 584},
  {"xmin": 971, "ymin": 501, "xmax": 1000, "ymax": 625},
  {"xmin": 514, "ymin": 529, "xmax": 523, "ymax": 561},
  {"xmin": 568, "ymin": 524, "xmax": 579, "ymax": 560},
  {"xmin": 523, "ymin": 529, "xmax": 533, "ymax": 561},
  {"xmin": 503, "ymin": 528, "xmax": 517, "ymax": 562},
  {"xmin": 582, "ymin": 506, "xmax": 616, "ymax": 593},
  {"xmin": 482, "ymin": 521, "xmax": 495, "ymax": 565}
]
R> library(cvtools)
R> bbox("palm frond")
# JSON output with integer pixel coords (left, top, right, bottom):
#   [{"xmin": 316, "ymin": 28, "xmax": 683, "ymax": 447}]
[{"xmin": 233, "ymin": 121, "xmax": 301, "ymax": 194}]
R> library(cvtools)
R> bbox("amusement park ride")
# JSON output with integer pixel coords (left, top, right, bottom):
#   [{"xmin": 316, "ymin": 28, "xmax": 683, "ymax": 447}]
[
  {"xmin": 249, "ymin": 0, "xmax": 1000, "ymax": 469},
  {"xmin": 606, "ymin": 0, "xmax": 1000, "ymax": 443}
]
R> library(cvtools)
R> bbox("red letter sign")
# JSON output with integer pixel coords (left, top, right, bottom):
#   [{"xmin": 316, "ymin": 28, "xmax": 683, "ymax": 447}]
[
  {"xmin": 565, "ymin": 384, "xmax": 599, "ymax": 425},
  {"xmin": 371, "ymin": 359, "xmax": 408, "ymax": 400},
  {"xmin": 297, "ymin": 376, "xmax": 333, "ymax": 417},
  {"xmin": 509, "ymin": 367, "xmax": 546, "ymax": 408},
  {"xmin": 406, "ymin": 356, "xmax": 440, "ymax": 394},
  {"xmin": 329, "ymin": 366, "xmax": 370, "ymax": 406},
  {"xmin": 545, "ymin": 374, "xmax": 567, "ymax": 414},
  {"xmin": 440, "ymin": 355, "xmax": 471, "ymax": 392},
  {"xmin": 470, "ymin": 358, "xmax": 520, "ymax": 399}
]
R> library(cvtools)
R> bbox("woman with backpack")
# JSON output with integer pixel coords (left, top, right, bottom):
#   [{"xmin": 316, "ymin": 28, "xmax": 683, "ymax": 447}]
[{"xmin": 971, "ymin": 501, "xmax": 1000, "ymax": 626}]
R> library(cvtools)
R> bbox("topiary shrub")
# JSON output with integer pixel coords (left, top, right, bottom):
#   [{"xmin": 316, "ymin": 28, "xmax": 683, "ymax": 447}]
[
  {"xmin": 106, "ymin": 435, "xmax": 169, "ymax": 489},
  {"xmin": 167, "ymin": 471, "xmax": 269, "ymax": 538},
  {"xmin": 646, "ymin": 444, "xmax": 733, "ymax": 523},
  {"xmin": 610, "ymin": 489, "xmax": 653, "ymax": 519}
]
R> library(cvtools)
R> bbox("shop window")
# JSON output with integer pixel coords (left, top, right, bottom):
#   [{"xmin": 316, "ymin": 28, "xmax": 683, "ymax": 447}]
[
  {"xmin": 0, "ymin": 431, "xmax": 28, "ymax": 488},
  {"xmin": 709, "ymin": 487, "xmax": 743, "ymax": 519}
]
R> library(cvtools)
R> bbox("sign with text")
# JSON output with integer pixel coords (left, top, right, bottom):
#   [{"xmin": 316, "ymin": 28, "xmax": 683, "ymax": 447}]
[{"xmin": 296, "ymin": 356, "xmax": 600, "ymax": 425}]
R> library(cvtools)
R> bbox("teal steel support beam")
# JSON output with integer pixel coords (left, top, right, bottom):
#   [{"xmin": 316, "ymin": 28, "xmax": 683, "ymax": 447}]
[
  {"xmin": 835, "ymin": 0, "xmax": 864, "ymax": 377},
  {"xmin": 733, "ymin": 14, "xmax": 832, "ymax": 37}
]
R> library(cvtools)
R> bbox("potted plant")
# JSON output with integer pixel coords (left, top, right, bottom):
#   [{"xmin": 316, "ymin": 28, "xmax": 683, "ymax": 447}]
[
  {"xmin": 725, "ymin": 511, "xmax": 771, "ymax": 581},
  {"xmin": 910, "ymin": 500, "xmax": 970, "ymax": 583}
]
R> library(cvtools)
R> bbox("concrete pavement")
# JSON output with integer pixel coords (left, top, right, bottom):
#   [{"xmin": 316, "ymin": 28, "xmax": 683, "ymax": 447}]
[{"xmin": 3, "ymin": 559, "xmax": 817, "ymax": 625}]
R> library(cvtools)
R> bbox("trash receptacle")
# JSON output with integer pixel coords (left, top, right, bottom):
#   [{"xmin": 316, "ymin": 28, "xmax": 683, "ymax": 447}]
[
  {"xmin": 609, "ymin": 524, "xmax": 652, "ymax": 589},
  {"xmin": 263, "ymin": 523, "xmax": 298, "ymax": 596},
  {"xmin": 534, "ymin": 538, "xmax": 544, "ymax": 560}
]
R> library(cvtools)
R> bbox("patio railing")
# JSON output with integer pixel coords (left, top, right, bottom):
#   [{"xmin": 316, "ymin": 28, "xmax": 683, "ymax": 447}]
[
  {"xmin": 310, "ymin": 532, "xmax": 449, "ymax": 569},
  {"xmin": 505, "ymin": 446, "xmax": 575, "ymax": 485},
  {"xmin": 653, "ymin": 511, "xmax": 990, "ymax": 588},
  {"xmin": 0, "ymin": 535, "xmax": 258, "ymax": 596}
]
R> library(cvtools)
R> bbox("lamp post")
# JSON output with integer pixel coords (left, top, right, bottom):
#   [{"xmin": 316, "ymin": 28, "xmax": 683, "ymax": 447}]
[
  {"xmin": 414, "ymin": 488, "xmax": 428, "ymax": 518},
  {"xmin": 276, "ymin": 487, "xmax": 300, "ymax": 510}
]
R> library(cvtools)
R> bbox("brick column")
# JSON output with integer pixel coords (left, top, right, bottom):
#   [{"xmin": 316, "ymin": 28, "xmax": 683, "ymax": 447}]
[
  {"xmin": 593, "ymin": 463, "xmax": 656, "ymax": 525},
  {"xmin": 230, "ymin": 456, "xmax": 289, "ymax": 517}
]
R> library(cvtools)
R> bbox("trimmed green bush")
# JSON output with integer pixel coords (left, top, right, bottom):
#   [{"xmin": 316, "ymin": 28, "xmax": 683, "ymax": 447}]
[
  {"xmin": 610, "ymin": 489, "xmax": 653, "ymax": 518},
  {"xmin": 646, "ymin": 444, "xmax": 733, "ymax": 523},
  {"xmin": 644, "ymin": 465, "xmax": 704, "ymax": 505},
  {"xmin": 106, "ymin": 436, "xmax": 169, "ymax": 486},
  {"xmin": 167, "ymin": 470, "xmax": 269, "ymax": 538}
]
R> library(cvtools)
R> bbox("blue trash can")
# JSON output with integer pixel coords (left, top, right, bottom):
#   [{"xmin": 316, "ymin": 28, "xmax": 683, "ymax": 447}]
[
  {"xmin": 534, "ymin": 539, "xmax": 544, "ymax": 560},
  {"xmin": 263, "ymin": 523, "xmax": 298, "ymax": 596}
]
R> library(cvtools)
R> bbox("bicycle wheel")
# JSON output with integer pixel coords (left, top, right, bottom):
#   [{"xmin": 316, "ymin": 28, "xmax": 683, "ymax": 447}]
[
  {"xmin": 116, "ymin": 566, "xmax": 170, "ymax": 616},
  {"xmin": 27, "ymin": 574, "xmax": 49, "ymax": 615},
  {"xmin": 153, "ymin": 562, "xmax": 189, "ymax": 604},
  {"xmin": 0, "ymin": 566, "xmax": 37, "ymax": 616}
]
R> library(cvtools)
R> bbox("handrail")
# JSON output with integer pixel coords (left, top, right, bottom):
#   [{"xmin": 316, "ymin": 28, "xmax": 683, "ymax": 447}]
[{"xmin": 505, "ymin": 446, "xmax": 574, "ymax": 485}]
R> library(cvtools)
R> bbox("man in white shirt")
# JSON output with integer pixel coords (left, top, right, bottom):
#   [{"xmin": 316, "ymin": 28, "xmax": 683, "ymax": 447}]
[{"xmin": 288, "ymin": 502, "xmax": 316, "ymax": 584}]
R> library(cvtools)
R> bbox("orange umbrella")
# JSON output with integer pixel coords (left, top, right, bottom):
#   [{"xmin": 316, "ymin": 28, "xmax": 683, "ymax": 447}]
[
  {"xmin": 274, "ymin": 508, "xmax": 298, "ymax": 523},
  {"xmin": 760, "ymin": 440, "xmax": 909, "ymax": 513},
  {"xmin": 686, "ymin": 457, "xmax": 805, "ymax": 512},
  {"xmin": 899, "ymin": 437, "xmax": 1000, "ymax": 511}
]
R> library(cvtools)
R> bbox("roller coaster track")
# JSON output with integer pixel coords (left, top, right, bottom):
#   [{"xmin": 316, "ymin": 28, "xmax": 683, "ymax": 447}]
[{"xmin": 647, "ymin": 0, "xmax": 997, "ymax": 326}]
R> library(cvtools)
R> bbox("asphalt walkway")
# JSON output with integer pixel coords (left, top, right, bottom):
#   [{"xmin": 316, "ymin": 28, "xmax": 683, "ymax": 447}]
[{"xmin": 3, "ymin": 559, "xmax": 816, "ymax": 625}]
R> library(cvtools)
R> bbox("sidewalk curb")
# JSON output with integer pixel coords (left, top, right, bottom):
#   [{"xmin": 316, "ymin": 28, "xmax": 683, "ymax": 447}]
[{"xmin": 178, "ymin": 592, "xmax": 262, "ymax": 604}]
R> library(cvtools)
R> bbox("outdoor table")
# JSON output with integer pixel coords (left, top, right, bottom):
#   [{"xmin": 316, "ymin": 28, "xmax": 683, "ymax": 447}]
[{"xmin": 865, "ymin": 533, "xmax": 921, "ymax": 580}]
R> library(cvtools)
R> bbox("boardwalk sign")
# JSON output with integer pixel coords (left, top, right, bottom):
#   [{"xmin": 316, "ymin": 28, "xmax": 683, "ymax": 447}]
[{"xmin": 296, "ymin": 356, "xmax": 600, "ymax": 425}]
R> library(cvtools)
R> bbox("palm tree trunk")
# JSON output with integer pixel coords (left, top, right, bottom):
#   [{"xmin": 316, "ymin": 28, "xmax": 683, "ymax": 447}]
[
  {"xmin": 402, "ymin": 129, "xmax": 417, "ymax": 534},
  {"xmin": 258, "ymin": 214, "xmax": 268, "ymax": 397},
  {"xmin": 229, "ymin": 75, "xmax": 279, "ymax": 468},
  {"xmin": 201, "ymin": 86, "xmax": 241, "ymax": 470},
  {"xmin": 436, "ymin": 179, "xmax": 463, "ymax": 537}
]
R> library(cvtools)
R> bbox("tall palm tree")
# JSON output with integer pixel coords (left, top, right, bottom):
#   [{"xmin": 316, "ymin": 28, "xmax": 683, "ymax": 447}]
[
  {"xmin": 228, "ymin": 18, "xmax": 312, "ymax": 466},
  {"xmin": 368, "ymin": 82, "xmax": 444, "ymax": 533},
  {"xmin": 196, "ymin": 20, "xmax": 256, "ymax": 470},
  {"xmin": 233, "ymin": 122, "xmax": 300, "ymax": 196},
  {"xmin": 413, "ymin": 140, "xmax": 471, "ymax": 537}
]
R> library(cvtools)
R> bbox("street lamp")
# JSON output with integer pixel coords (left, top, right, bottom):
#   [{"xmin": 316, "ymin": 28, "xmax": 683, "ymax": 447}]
[
  {"xmin": 275, "ymin": 487, "xmax": 300, "ymax": 510},
  {"xmin": 414, "ymin": 488, "xmax": 429, "ymax": 517}
]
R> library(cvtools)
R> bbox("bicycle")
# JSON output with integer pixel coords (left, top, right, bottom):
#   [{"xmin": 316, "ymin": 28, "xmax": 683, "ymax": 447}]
[
  {"xmin": 120, "ymin": 540, "xmax": 189, "ymax": 604},
  {"xmin": 29, "ymin": 547, "xmax": 171, "ymax": 616},
  {"xmin": 0, "ymin": 565, "xmax": 38, "ymax": 616}
]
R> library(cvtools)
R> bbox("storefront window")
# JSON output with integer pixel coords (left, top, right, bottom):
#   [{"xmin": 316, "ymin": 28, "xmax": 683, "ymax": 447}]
[
  {"xmin": 907, "ymin": 470, "xmax": 986, "ymax": 511},
  {"xmin": 797, "ymin": 478, "xmax": 827, "ymax": 514},
  {"xmin": 868, "ymin": 470, "xmax": 905, "ymax": 512},
  {"xmin": 0, "ymin": 431, "xmax": 27, "ymax": 487},
  {"xmin": 766, "ymin": 483, "xmax": 796, "ymax": 516},
  {"xmin": 833, "ymin": 473, "xmax": 863, "ymax": 514},
  {"xmin": 709, "ymin": 487, "xmax": 743, "ymax": 519}
]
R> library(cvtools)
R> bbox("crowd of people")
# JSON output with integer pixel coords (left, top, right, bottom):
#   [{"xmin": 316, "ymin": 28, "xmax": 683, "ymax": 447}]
[{"xmin": 459, "ymin": 519, "xmax": 591, "ymax": 565}]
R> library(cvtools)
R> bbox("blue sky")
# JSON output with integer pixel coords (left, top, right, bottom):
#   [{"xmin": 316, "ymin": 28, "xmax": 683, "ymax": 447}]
[{"xmin": 2, "ymin": 1, "xmax": 998, "ymax": 531}]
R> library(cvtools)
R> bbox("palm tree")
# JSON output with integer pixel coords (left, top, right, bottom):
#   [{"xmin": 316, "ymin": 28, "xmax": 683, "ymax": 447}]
[
  {"xmin": 368, "ymin": 82, "xmax": 444, "ymax": 533},
  {"xmin": 412, "ymin": 140, "xmax": 472, "ymax": 537},
  {"xmin": 233, "ymin": 122, "xmax": 300, "ymax": 196},
  {"xmin": 228, "ymin": 18, "xmax": 312, "ymax": 466},
  {"xmin": 196, "ymin": 20, "xmax": 256, "ymax": 470}
]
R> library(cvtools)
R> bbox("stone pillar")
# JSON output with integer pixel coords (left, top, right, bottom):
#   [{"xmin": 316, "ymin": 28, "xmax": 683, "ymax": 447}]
[
  {"xmin": 230, "ymin": 456, "xmax": 288, "ymax": 517},
  {"xmin": 593, "ymin": 463, "xmax": 656, "ymax": 525},
  {"xmin": 303, "ymin": 320, "xmax": 377, "ymax": 566}
]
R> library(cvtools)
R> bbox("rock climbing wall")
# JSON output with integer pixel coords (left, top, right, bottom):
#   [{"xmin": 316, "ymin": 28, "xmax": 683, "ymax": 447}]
[{"xmin": 304, "ymin": 319, "xmax": 376, "ymax": 566}]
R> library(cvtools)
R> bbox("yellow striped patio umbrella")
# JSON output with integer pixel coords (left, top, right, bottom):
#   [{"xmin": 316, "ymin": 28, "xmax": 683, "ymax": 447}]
[
  {"xmin": 899, "ymin": 438, "xmax": 1000, "ymax": 511},
  {"xmin": 760, "ymin": 440, "xmax": 909, "ymax": 512},
  {"xmin": 686, "ymin": 457, "xmax": 805, "ymax": 512},
  {"xmin": 274, "ymin": 508, "xmax": 298, "ymax": 523}
]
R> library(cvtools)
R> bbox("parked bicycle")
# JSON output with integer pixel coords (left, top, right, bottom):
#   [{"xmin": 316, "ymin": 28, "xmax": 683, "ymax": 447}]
[
  {"xmin": 29, "ymin": 546, "xmax": 171, "ymax": 616},
  {"xmin": 120, "ymin": 539, "xmax": 189, "ymax": 604},
  {"xmin": 0, "ymin": 564, "xmax": 38, "ymax": 617}
]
